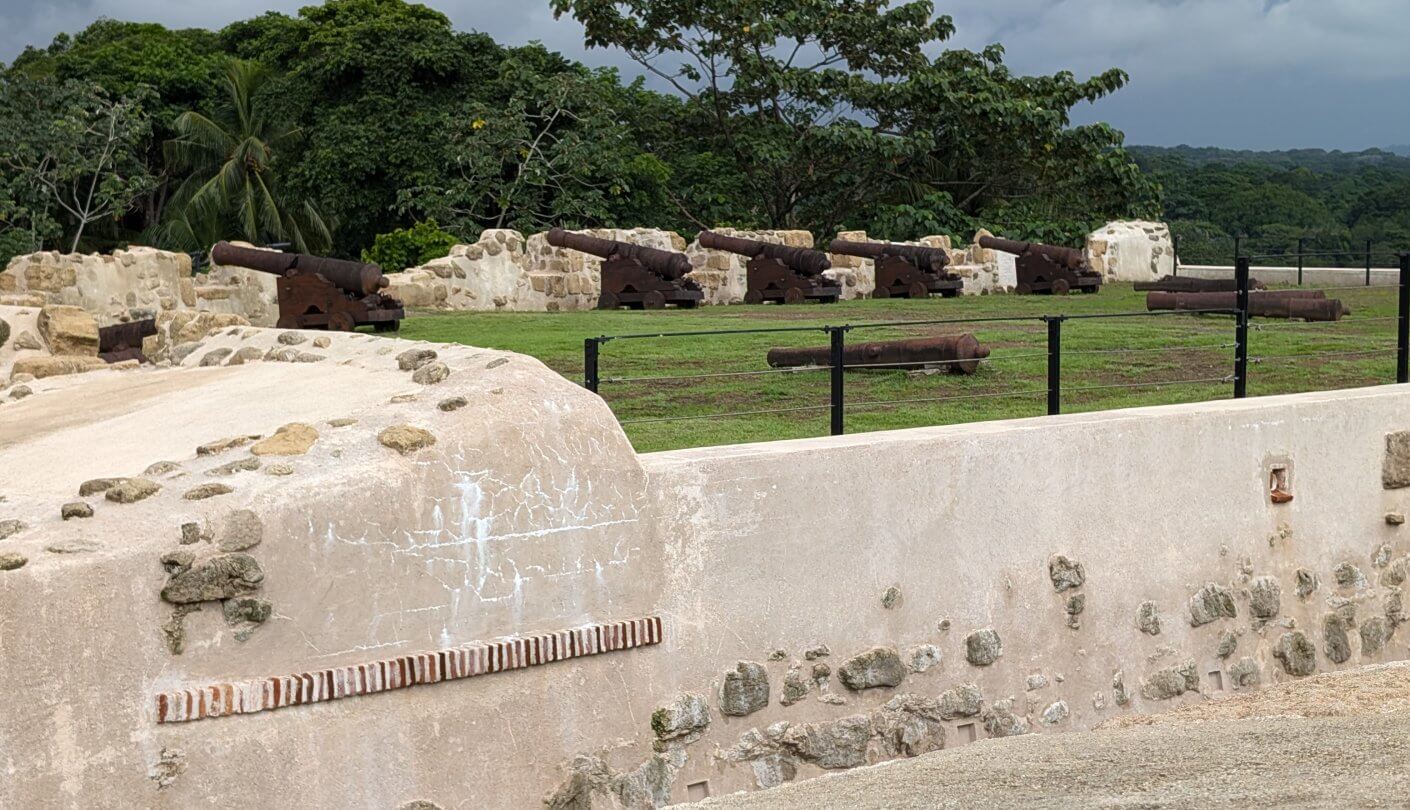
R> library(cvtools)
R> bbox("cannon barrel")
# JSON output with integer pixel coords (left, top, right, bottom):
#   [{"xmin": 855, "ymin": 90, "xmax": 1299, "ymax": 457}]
[
  {"xmin": 766, "ymin": 334, "xmax": 990, "ymax": 375},
  {"xmin": 699, "ymin": 231, "xmax": 832, "ymax": 276},
  {"xmin": 978, "ymin": 236, "xmax": 1086, "ymax": 270},
  {"xmin": 547, "ymin": 228, "xmax": 691, "ymax": 280},
  {"xmin": 1133, "ymin": 275, "xmax": 1267, "ymax": 293},
  {"xmin": 211, "ymin": 241, "xmax": 388, "ymax": 296},
  {"xmin": 1146, "ymin": 290, "xmax": 1348, "ymax": 321},
  {"xmin": 826, "ymin": 239, "xmax": 949, "ymax": 273}
]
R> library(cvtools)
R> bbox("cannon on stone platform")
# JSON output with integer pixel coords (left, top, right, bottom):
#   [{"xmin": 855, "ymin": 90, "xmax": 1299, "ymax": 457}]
[
  {"xmin": 547, "ymin": 228, "xmax": 703, "ymax": 310},
  {"xmin": 209, "ymin": 242, "xmax": 404, "ymax": 332},
  {"xmin": 698, "ymin": 231, "xmax": 840, "ymax": 305},
  {"xmin": 978, "ymin": 236, "xmax": 1102, "ymax": 295},
  {"xmin": 766, "ymin": 334, "xmax": 991, "ymax": 375},
  {"xmin": 826, "ymin": 238, "xmax": 962, "ymax": 299},
  {"xmin": 98, "ymin": 318, "xmax": 158, "ymax": 363}
]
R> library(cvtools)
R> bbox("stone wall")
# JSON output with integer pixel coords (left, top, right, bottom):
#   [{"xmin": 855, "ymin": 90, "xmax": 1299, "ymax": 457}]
[
  {"xmin": 1087, "ymin": 220, "xmax": 1174, "ymax": 282},
  {"xmin": 828, "ymin": 230, "xmax": 1013, "ymax": 298},
  {"xmin": 685, "ymin": 228, "xmax": 816, "ymax": 305},
  {"xmin": 5, "ymin": 335, "xmax": 1410, "ymax": 808}
]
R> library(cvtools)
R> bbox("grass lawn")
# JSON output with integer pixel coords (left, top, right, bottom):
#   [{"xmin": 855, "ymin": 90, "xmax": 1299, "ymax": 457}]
[{"xmin": 397, "ymin": 282, "xmax": 1402, "ymax": 453}]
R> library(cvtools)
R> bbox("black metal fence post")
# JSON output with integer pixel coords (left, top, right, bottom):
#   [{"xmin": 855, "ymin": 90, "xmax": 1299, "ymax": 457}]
[
  {"xmin": 1366, "ymin": 239, "xmax": 1374, "ymax": 286},
  {"xmin": 1234, "ymin": 234, "xmax": 1243, "ymax": 269},
  {"xmin": 1398, "ymin": 253, "xmax": 1410, "ymax": 384},
  {"xmin": 1046, "ymin": 316, "xmax": 1063, "ymax": 415},
  {"xmin": 829, "ymin": 326, "xmax": 846, "ymax": 435},
  {"xmin": 1171, "ymin": 233, "xmax": 1179, "ymax": 277},
  {"xmin": 583, "ymin": 337, "xmax": 600, "ymax": 393},
  {"xmin": 1235, "ymin": 257, "xmax": 1250, "ymax": 398},
  {"xmin": 1296, "ymin": 237, "xmax": 1305, "ymax": 286}
]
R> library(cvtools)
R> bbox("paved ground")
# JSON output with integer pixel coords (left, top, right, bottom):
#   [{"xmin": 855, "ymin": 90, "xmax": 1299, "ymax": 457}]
[{"xmin": 702, "ymin": 663, "xmax": 1410, "ymax": 809}]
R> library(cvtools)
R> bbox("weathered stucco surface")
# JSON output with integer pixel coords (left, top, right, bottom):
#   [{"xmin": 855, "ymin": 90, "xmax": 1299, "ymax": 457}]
[
  {"xmin": 4, "ymin": 326, "xmax": 1410, "ymax": 808},
  {"xmin": 1086, "ymin": 220, "xmax": 1174, "ymax": 282}
]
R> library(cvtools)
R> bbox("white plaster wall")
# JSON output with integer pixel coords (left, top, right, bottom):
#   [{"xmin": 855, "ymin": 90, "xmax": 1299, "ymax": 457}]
[{"xmin": 1088, "ymin": 221, "xmax": 1175, "ymax": 282}]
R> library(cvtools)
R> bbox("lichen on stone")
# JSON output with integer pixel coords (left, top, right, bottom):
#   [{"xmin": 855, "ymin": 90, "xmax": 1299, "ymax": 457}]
[
  {"xmin": 964, "ymin": 628, "xmax": 1003, "ymax": 666},
  {"xmin": 160, "ymin": 553, "xmax": 264, "ymax": 604},
  {"xmin": 837, "ymin": 647, "xmax": 905, "ymax": 691},
  {"xmin": 1136, "ymin": 600, "xmax": 1162, "ymax": 635},
  {"xmin": 1048, "ymin": 554, "xmax": 1085, "ymax": 591},
  {"xmin": 719, "ymin": 661, "xmax": 770, "ymax": 717},
  {"xmin": 1188, "ymin": 582, "xmax": 1237, "ymax": 626},
  {"xmin": 1274, "ymin": 630, "xmax": 1317, "ymax": 676}
]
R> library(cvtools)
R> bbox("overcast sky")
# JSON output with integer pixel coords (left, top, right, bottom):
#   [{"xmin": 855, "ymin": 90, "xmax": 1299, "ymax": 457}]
[{"xmin": 3, "ymin": 0, "xmax": 1407, "ymax": 151}]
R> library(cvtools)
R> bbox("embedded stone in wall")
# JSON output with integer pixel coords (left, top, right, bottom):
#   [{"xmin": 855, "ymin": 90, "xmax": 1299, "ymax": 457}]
[
  {"xmin": 1323, "ymin": 612, "xmax": 1353, "ymax": 664},
  {"xmin": 965, "ymin": 628, "xmax": 1003, "ymax": 666},
  {"xmin": 1136, "ymin": 601, "xmax": 1162, "ymax": 635},
  {"xmin": 938, "ymin": 683, "xmax": 983, "ymax": 719},
  {"xmin": 1048, "ymin": 554, "xmax": 1085, "ymax": 591},
  {"xmin": 981, "ymin": 698, "xmax": 1030, "ymax": 738},
  {"xmin": 1248, "ymin": 576, "xmax": 1282, "ymax": 619},
  {"xmin": 652, "ymin": 692, "xmax": 711, "ymax": 744},
  {"xmin": 1295, "ymin": 568, "xmax": 1319, "ymax": 599},
  {"xmin": 837, "ymin": 647, "xmax": 906, "ymax": 690},
  {"xmin": 1140, "ymin": 660, "xmax": 1198, "ymax": 700},
  {"xmin": 779, "ymin": 715, "xmax": 872, "ymax": 769},
  {"xmin": 1360, "ymin": 616, "xmax": 1390, "ymax": 656},
  {"xmin": 720, "ymin": 661, "xmax": 770, "ymax": 717},
  {"xmin": 1216, "ymin": 630, "xmax": 1239, "ymax": 659},
  {"xmin": 1274, "ymin": 630, "xmax": 1317, "ymax": 676},
  {"xmin": 1188, "ymin": 582, "xmax": 1237, "ymax": 626},
  {"xmin": 1229, "ymin": 657, "xmax": 1261, "ymax": 689},
  {"xmin": 872, "ymin": 694, "xmax": 946, "ymax": 757},
  {"xmin": 1384, "ymin": 431, "xmax": 1410, "ymax": 488},
  {"xmin": 37, "ymin": 305, "xmax": 99, "ymax": 356}
]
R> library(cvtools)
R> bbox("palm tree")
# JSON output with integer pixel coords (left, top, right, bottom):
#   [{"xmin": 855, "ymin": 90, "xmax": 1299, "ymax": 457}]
[{"xmin": 154, "ymin": 59, "xmax": 331, "ymax": 253}]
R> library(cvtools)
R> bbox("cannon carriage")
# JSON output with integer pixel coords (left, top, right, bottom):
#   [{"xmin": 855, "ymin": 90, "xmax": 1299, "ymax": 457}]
[
  {"xmin": 547, "ymin": 228, "xmax": 703, "ymax": 310},
  {"xmin": 977, "ymin": 236, "xmax": 1102, "ymax": 295},
  {"xmin": 209, "ymin": 242, "xmax": 404, "ymax": 331},
  {"xmin": 698, "ymin": 231, "xmax": 840, "ymax": 305},
  {"xmin": 826, "ymin": 238, "xmax": 963, "ymax": 299}
]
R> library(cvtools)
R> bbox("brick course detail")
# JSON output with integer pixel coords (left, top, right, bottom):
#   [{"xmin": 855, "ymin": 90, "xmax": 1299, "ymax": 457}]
[{"xmin": 154, "ymin": 616, "xmax": 663, "ymax": 724}]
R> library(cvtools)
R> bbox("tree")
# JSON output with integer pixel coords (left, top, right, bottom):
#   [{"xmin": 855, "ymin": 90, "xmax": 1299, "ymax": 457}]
[
  {"xmin": 399, "ymin": 48, "xmax": 671, "ymax": 236},
  {"xmin": 219, "ymin": 0, "xmax": 504, "ymax": 254},
  {"xmin": 155, "ymin": 59, "xmax": 331, "ymax": 253},
  {"xmin": 0, "ymin": 73, "xmax": 154, "ymax": 253},
  {"xmin": 7, "ymin": 20, "xmax": 229, "ymax": 232},
  {"xmin": 550, "ymin": 0, "xmax": 1156, "ymax": 237}
]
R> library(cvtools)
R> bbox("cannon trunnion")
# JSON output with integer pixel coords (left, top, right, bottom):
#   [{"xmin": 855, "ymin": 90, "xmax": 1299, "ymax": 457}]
[
  {"xmin": 547, "ymin": 228, "xmax": 703, "ymax": 310},
  {"xmin": 826, "ymin": 239, "xmax": 962, "ymax": 299},
  {"xmin": 978, "ymin": 236, "xmax": 1101, "ymax": 296},
  {"xmin": 698, "ymin": 231, "xmax": 839, "ymax": 305},
  {"xmin": 210, "ymin": 242, "xmax": 404, "ymax": 332}
]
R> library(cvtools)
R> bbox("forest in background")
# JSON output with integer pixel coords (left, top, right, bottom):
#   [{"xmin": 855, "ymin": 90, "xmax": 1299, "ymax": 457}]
[{"xmin": 0, "ymin": 0, "xmax": 1406, "ymax": 271}]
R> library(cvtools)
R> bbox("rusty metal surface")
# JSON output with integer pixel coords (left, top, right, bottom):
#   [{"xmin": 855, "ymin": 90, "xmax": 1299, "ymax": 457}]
[
  {"xmin": 978, "ymin": 236, "xmax": 1085, "ymax": 270},
  {"xmin": 1133, "ymin": 275, "xmax": 1268, "ymax": 293},
  {"xmin": 766, "ymin": 334, "xmax": 991, "ymax": 374},
  {"xmin": 827, "ymin": 238, "xmax": 949, "ymax": 273},
  {"xmin": 979, "ymin": 235, "xmax": 1100, "ymax": 295},
  {"xmin": 210, "ymin": 241, "xmax": 386, "ymax": 295},
  {"xmin": 210, "ymin": 241, "xmax": 402, "ymax": 331},
  {"xmin": 699, "ymin": 231, "xmax": 832, "ymax": 277},
  {"xmin": 1146, "ymin": 291, "xmax": 1348, "ymax": 321},
  {"xmin": 547, "ymin": 228, "xmax": 691, "ymax": 281},
  {"xmin": 98, "ymin": 318, "xmax": 158, "ymax": 363}
]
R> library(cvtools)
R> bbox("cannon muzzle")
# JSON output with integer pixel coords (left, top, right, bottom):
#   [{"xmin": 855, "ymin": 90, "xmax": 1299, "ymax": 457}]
[
  {"xmin": 699, "ymin": 231, "xmax": 831, "ymax": 276},
  {"xmin": 547, "ymin": 228, "xmax": 691, "ymax": 280},
  {"xmin": 826, "ymin": 238, "xmax": 949, "ymax": 273},
  {"xmin": 978, "ymin": 236, "xmax": 1086, "ymax": 271},
  {"xmin": 211, "ymin": 241, "xmax": 387, "ymax": 296}
]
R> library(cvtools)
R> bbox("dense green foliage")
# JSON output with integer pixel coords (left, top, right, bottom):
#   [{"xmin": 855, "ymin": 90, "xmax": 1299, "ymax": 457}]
[
  {"xmin": 1134, "ymin": 146, "xmax": 1410, "ymax": 265},
  {"xmin": 361, "ymin": 219, "xmax": 457, "ymax": 271},
  {"xmin": 0, "ymin": 0, "xmax": 1157, "ymax": 263}
]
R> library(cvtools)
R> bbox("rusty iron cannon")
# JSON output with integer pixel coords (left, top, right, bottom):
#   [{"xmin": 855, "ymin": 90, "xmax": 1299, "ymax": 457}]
[
  {"xmin": 826, "ymin": 238, "xmax": 962, "ymax": 299},
  {"xmin": 1133, "ymin": 275, "xmax": 1267, "ymax": 293},
  {"xmin": 766, "ymin": 334, "xmax": 991, "ymax": 375},
  {"xmin": 547, "ymin": 228, "xmax": 702, "ymax": 310},
  {"xmin": 698, "ymin": 231, "xmax": 839, "ymax": 305},
  {"xmin": 210, "ymin": 241, "xmax": 404, "ymax": 332},
  {"xmin": 1146, "ymin": 290, "xmax": 1349, "ymax": 321},
  {"xmin": 978, "ymin": 235, "xmax": 1101, "ymax": 295},
  {"xmin": 98, "ymin": 318, "xmax": 158, "ymax": 363}
]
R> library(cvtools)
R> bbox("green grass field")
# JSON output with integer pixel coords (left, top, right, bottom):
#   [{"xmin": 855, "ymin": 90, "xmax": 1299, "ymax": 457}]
[{"xmin": 397, "ymin": 283, "xmax": 1402, "ymax": 453}]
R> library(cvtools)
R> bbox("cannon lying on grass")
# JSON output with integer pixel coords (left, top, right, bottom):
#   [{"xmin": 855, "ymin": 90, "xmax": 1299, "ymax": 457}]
[
  {"xmin": 547, "ymin": 228, "xmax": 703, "ymax": 310},
  {"xmin": 98, "ymin": 319, "xmax": 157, "ymax": 363},
  {"xmin": 979, "ymin": 236, "xmax": 1102, "ymax": 295},
  {"xmin": 826, "ymin": 238, "xmax": 963, "ymax": 299},
  {"xmin": 1146, "ymin": 290, "xmax": 1349, "ymax": 321},
  {"xmin": 699, "ymin": 231, "xmax": 840, "ymax": 305},
  {"xmin": 1134, "ymin": 275, "xmax": 1268, "ymax": 293},
  {"xmin": 766, "ymin": 334, "xmax": 991, "ymax": 375},
  {"xmin": 210, "ymin": 242, "xmax": 404, "ymax": 331}
]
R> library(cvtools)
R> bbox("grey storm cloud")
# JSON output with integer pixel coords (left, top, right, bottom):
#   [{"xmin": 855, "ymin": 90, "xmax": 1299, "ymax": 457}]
[{"xmin": 1, "ymin": 0, "xmax": 1406, "ymax": 150}]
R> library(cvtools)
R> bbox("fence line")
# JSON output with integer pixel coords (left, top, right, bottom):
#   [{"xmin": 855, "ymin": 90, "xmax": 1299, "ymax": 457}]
[{"xmin": 583, "ymin": 251, "xmax": 1410, "ymax": 440}]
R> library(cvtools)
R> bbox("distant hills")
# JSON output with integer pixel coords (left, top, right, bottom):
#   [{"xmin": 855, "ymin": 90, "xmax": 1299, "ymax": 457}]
[{"xmin": 1128, "ymin": 145, "xmax": 1410, "ymax": 172}]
